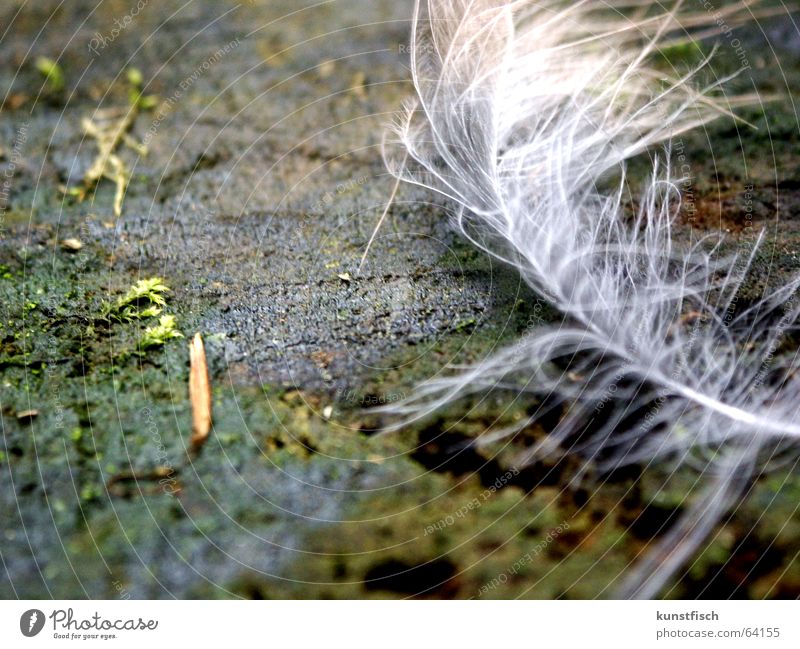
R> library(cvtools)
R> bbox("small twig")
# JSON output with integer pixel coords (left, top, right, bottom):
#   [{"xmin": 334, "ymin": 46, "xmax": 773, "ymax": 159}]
[
  {"xmin": 107, "ymin": 465, "xmax": 175, "ymax": 487},
  {"xmin": 189, "ymin": 333, "xmax": 212, "ymax": 452},
  {"xmin": 106, "ymin": 466, "xmax": 178, "ymax": 497}
]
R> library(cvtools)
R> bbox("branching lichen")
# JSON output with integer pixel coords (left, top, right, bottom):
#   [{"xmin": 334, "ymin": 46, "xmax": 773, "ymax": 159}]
[{"xmin": 62, "ymin": 68, "xmax": 157, "ymax": 216}]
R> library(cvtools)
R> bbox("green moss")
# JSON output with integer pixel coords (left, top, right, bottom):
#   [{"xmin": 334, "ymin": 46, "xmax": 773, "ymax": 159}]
[
  {"xmin": 35, "ymin": 56, "xmax": 65, "ymax": 92},
  {"xmin": 656, "ymin": 39, "xmax": 706, "ymax": 68},
  {"xmin": 101, "ymin": 277, "xmax": 171, "ymax": 322},
  {"xmin": 136, "ymin": 315, "xmax": 183, "ymax": 353},
  {"xmin": 126, "ymin": 67, "xmax": 158, "ymax": 110}
]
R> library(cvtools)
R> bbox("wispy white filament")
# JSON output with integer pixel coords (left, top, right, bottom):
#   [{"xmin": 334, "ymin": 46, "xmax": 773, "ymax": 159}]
[{"xmin": 384, "ymin": 0, "xmax": 800, "ymax": 597}]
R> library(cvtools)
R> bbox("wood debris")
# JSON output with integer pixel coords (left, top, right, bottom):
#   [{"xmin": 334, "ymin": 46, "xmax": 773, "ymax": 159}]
[
  {"xmin": 16, "ymin": 409, "xmax": 39, "ymax": 423},
  {"xmin": 60, "ymin": 238, "xmax": 83, "ymax": 251},
  {"xmin": 318, "ymin": 59, "xmax": 335, "ymax": 78},
  {"xmin": 189, "ymin": 332, "xmax": 212, "ymax": 452},
  {"xmin": 106, "ymin": 466, "xmax": 179, "ymax": 497},
  {"xmin": 350, "ymin": 72, "xmax": 367, "ymax": 100}
]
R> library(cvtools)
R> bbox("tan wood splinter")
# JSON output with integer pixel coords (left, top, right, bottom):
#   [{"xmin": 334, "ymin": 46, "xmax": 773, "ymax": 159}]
[{"xmin": 189, "ymin": 333, "xmax": 212, "ymax": 452}]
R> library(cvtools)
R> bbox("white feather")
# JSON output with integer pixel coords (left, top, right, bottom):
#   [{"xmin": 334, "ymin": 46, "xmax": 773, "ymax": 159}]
[{"xmin": 382, "ymin": 0, "xmax": 800, "ymax": 597}]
